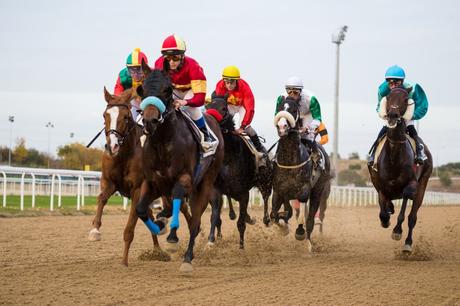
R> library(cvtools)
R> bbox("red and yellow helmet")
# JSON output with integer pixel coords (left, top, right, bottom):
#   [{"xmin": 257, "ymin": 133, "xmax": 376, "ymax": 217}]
[
  {"xmin": 126, "ymin": 48, "xmax": 148, "ymax": 66},
  {"xmin": 161, "ymin": 34, "xmax": 186, "ymax": 55}
]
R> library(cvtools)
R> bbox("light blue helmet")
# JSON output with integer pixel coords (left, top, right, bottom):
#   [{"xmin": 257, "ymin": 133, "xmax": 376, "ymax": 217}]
[{"xmin": 385, "ymin": 65, "xmax": 406, "ymax": 80}]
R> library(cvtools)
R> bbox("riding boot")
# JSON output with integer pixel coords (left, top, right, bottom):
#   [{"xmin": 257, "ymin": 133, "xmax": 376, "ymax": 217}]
[
  {"xmin": 407, "ymin": 125, "xmax": 427, "ymax": 165},
  {"xmin": 306, "ymin": 139, "xmax": 321, "ymax": 170},
  {"xmin": 249, "ymin": 135, "xmax": 267, "ymax": 154},
  {"xmin": 367, "ymin": 126, "xmax": 388, "ymax": 166}
]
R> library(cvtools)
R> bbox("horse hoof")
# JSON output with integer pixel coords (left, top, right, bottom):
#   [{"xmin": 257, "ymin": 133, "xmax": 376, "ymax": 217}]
[
  {"xmin": 205, "ymin": 241, "xmax": 215, "ymax": 250},
  {"xmin": 314, "ymin": 217, "xmax": 322, "ymax": 225},
  {"xmin": 246, "ymin": 217, "xmax": 256, "ymax": 225},
  {"xmin": 229, "ymin": 211, "xmax": 236, "ymax": 220},
  {"xmin": 402, "ymin": 244, "xmax": 413, "ymax": 253},
  {"xmin": 167, "ymin": 236, "xmax": 179, "ymax": 244},
  {"xmin": 88, "ymin": 228, "xmax": 101, "ymax": 241},
  {"xmin": 295, "ymin": 225, "xmax": 306, "ymax": 241},
  {"xmin": 263, "ymin": 217, "xmax": 270, "ymax": 226},
  {"xmin": 306, "ymin": 239, "xmax": 313, "ymax": 253},
  {"xmin": 121, "ymin": 259, "xmax": 128, "ymax": 267},
  {"xmin": 217, "ymin": 232, "xmax": 222, "ymax": 239},
  {"xmin": 381, "ymin": 221, "xmax": 391, "ymax": 228},
  {"xmin": 179, "ymin": 262, "xmax": 193, "ymax": 273},
  {"xmin": 391, "ymin": 232, "xmax": 402, "ymax": 241}
]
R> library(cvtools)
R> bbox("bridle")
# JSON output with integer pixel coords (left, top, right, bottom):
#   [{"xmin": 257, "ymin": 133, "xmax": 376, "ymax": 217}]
[{"xmin": 105, "ymin": 103, "xmax": 136, "ymax": 147}]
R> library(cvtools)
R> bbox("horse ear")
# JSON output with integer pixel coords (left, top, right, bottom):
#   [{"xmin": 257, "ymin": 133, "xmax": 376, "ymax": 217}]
[
  {"xmin": 141, "ymin": 59, "xmax": 151, "ymax": 76},
  {"xmin": 103, "ymin": 86, "xmax": 112, "ymax": 103},
  {"xmin": 406, "ymin": 86, "xmax": 413, "ymax": 94}
]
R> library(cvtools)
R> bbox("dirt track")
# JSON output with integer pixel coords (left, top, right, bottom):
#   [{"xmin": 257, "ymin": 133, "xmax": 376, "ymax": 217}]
[{"xmin": 0, "ymin": 206, "xmax": 459, "ymax": 305}]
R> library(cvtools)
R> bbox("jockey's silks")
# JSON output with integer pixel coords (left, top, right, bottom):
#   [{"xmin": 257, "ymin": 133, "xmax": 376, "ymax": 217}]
[{"xmin": 171, "ymin": 198, "xmax": 182, "ymax": 229}]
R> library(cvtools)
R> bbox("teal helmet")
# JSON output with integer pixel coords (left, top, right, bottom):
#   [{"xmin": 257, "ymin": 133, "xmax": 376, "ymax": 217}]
[{"xmin": 385, "ymin": 65, "xmax": 405, "ymax": 80}]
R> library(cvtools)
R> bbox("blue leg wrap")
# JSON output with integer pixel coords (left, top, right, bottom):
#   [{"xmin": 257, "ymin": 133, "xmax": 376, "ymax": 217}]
[
  {"xmin": 194, "ymin": 116, "xmax": 206, "ymax": 129},
  {"xmin": 143, "ymin": 218, "xmax": 160, "ymax": 235},
  {"xmin": 171, "ymin": 198, "xmax": 182, "ymax": 229}
]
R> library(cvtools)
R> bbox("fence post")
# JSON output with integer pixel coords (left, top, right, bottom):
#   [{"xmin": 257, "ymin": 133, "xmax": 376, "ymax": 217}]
[{"xmin": 1, "ymin": 171, "xmax": 6, "ymax": 208}]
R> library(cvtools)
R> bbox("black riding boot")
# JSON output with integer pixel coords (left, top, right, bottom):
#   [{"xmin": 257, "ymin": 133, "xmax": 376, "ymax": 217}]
[
  {"xmin": 407, "ymin": 125, "xmax": 426, "ymax": 165},
  {"xmin": 367, "ymin": 126, "xmax": 388, "ymax": 166},
  {"xmin": 199, "ymin": 126, "xmax": 215, "ymax": 143},
  {"xmin": 249, "ymin": 135, "xmax": 267, "ymax": 154}
]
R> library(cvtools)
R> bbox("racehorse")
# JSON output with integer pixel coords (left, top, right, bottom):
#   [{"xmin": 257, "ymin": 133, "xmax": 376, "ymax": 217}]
[
  {"xmin": 88, "ymin": 87, "xmax": 161, "ymax": 266},
  {"xmin": 272, "ymin": 97, "xmax": 332, "ymax": 251},
  {"xmin": 135, "ymin": 64, "xmax": 224, "ymax": 272},
  {"xmin": 368, "ymin": 87, "xmax": 433, "ymax": 253},
  {"xmin": 206, "ymin": 95, "xmax": 273, "ymax": 248}
]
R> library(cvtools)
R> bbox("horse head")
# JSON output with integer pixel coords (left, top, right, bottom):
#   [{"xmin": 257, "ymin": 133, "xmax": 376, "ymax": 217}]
[
  {"xmin": 380, "ymin": 87, "xmax": 414, "ymax": 129},
  {"xmin": 274, "ymin": 96, "xmax": 300, "ymax": 137},
  {"xmin": 206, "ymin": 93, "xmax": 234, "ymax": 132},
  {"xmin": 138, "ymin": 60, "xmax": 173, "ymax": 135},
  {"xmin": 103, "ymin": 87, "xmax": 134, "ymax": 156}
]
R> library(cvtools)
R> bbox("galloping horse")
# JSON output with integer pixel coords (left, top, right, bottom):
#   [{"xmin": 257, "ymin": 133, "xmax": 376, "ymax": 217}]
[
  {"xmin": 368, "ymin": 87, "xmax": 433, "ymax": 253},
  {"xmin": 135, "ymin": 65, "xmax": 224, "ymax": 272},
  {"xmin": 272, "ymin": 97, "xmax": 331, "ymax": 251},
  {"xmin": 206, "ymin": 95, "xmax": 273, "ymax": 248},
  {"xmin": 88, "ymin": 88, "xmax": 161, "ymax": 266}
]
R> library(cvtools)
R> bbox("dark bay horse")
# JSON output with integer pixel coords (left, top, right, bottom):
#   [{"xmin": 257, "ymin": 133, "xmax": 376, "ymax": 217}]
[
  {"xmin": 369, "ymin": 87, "xmax": 433, "ymax": 253},
  {"xmin": 272, "ymin": 97, "xmax": 332, "ymax": 251},
  {"xmin": 88, "ymin": 87, "xmax": 161, "ymax": 266},
  {"xmin": 135, "ymin": 65, "xmax": 224, "ymax": 272},
  {"xmin": 206, "ymin": 96, "xmax": 273, "ymax": 248}
]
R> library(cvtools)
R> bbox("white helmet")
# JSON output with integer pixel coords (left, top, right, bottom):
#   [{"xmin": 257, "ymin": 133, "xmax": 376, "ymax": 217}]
[{"xmin": 285, "ymin": 76, "xmax": 303, "ymax": 90}]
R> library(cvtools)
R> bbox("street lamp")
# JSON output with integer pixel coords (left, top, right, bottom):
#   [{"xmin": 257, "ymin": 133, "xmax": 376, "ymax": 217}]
[
  {"xmin": 331, "ymin": 25, "xmax": 348, "ymax": 185},
  {"xmin": 46, "ymin": 122, "xmax": 54, "ymax": 168},
  {"xmin": 8, "ymin": 115, "xmax": 14, "ymax": 166}
]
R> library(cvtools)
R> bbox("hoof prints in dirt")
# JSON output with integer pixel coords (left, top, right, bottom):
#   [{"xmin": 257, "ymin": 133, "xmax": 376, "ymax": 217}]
[{"xmin": 138, "ymin": 248, "xmax": 172, "ymax": 262}]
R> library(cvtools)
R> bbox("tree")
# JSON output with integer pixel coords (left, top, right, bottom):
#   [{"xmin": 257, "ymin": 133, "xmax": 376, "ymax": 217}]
[
  {"xmin": 348, "ymin": 152, "xmax": 360, "ymax": 160},
  {"xmin": 13, "ymin": 138, "xmax": 28, "ymax": 165},
  {"xmin": 439, "ymin": 171, "xmax": 452, "ymax": 188},
  {"xmin": 57, "ymin": 143, "xmax": 103, "ymax": 170},
  {"xmin": 338, "ymin": 169, "xmax": 367, "ymax": 187}
]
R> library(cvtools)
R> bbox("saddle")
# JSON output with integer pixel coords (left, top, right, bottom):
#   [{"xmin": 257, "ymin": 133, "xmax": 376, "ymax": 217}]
[
  {"xmin": 179, "ymin": 110, "xmax": 219, "ymax": 158},
  {"xmin": 372, "ymin": 135, "xmax": 416, "ymax": 172}
]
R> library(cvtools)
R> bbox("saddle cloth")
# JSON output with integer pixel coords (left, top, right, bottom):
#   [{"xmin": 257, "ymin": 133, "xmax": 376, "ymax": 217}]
[
  {"xmin": 372, "ymin": 135, "xmax": 416, "ymax": 172},
  {"xmin": 179, "ymin": 110, "xmax": 219, "ymax": 158}
]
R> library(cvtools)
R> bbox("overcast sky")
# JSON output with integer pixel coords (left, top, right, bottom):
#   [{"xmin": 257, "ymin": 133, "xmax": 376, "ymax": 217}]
[{"xmin": 0, "ymin": 0, "xmax": 459, "ymax": 165}]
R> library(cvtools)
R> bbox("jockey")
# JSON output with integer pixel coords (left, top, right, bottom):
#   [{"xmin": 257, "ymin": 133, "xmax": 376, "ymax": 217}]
[
  {"xmin": 154, "ymin": 34, "xmax": 216, "ymax": 146},
  {"xmin": 367, "ymin": 65, "xmax": 428, "ymax": 166},
  {"xmin": 114, "ymin": 48, "xmax": 149, "ymax": 120},
  {"xmin": 213, "ymin": 65, "xmax": 267, "ymax": 154},
  {"xmin": 275, "ymin": 76, "xmax": 328, "ymax": 153}
]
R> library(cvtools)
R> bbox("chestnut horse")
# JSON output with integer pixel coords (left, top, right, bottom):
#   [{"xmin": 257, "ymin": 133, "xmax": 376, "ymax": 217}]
[
  {"xmin": 88, "ymin": 88, "xmax": 162, "ymax": 266},
  {"xmin": 135, "ymin": 65, "xmax": 224, "ymax": 272},
  {"xmin": 369, "ymin": 87, "xmax": 433, "ymax": 253}
]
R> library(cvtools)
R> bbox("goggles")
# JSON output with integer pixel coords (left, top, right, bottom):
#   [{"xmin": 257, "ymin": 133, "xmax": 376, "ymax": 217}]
[
  {"xmin": 164, "ymin": 55, "xmax": 182, "ymax": 62},
  {"xmin": 386, "ymin": 78, "xmax": 403, "ymax": 85},
  {"xmin": 286, "ymin": 88, "xmax": 301, "ymax": 95},
  {"xmin": 223, "ymin": 78, "xmax": 237, "ymax": 84},
  {"xmin": 128, "ymin": 66, "xmax": 143, "ymax": 75}
]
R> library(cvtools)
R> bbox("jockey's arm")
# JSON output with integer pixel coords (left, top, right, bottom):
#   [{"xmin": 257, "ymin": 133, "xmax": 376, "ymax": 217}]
[
  {"xmin": 411, "ymin": 83, "xmax": 428, "ymax": 120},
  {"xmin": 240, "ymin": 84, "xmax": 255, "ymax": 129},
  {"xmin": 185, "ymin": 65, "xmax": 207, "ymax": 107},
  {"xmin": 309, "ymin": 96, "xmax": 322, "ymax": 129},
  {"xmin": 114, "ymin": 75, "xmax": 125, "ymax": 96}
]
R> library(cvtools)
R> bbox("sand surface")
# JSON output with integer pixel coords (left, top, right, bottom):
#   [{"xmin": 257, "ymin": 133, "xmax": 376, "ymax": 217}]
[{"xmin": 0, "ymin": 206, "xmax": 459, "ymax": 305}]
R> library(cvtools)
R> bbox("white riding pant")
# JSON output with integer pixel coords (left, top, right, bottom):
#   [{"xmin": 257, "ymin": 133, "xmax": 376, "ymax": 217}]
[{"xmin": 228, "ymin": 105, "xmax": 256, "ymax": 136}]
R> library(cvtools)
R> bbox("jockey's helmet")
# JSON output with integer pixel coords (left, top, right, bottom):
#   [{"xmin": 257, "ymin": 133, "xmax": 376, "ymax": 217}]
[
  {"xmin": 222, "ymin": 66, "xmax": 240, "ymax": 80},
  {"xmin": 161, "ymin": 34, "xmax": 186, "ymax": 55},
  {"xmin": 385, "ymin": 65, "xmax": 405, "ymax": 80},
  {"xmin": 285, "ymin": 76, "xmax": 304, "ymax": 90},
  {"xmin": 126, "ymin": 48, "xmax": 148, "ymax": 67}
]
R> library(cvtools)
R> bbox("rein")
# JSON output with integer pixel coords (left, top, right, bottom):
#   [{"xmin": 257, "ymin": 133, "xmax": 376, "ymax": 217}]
[{"xmin": 276, "ymin": 159, "xmax": 308, "ymax": 169}]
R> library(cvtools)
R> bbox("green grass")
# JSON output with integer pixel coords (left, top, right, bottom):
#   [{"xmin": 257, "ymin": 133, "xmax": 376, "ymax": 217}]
[{"xmin": 0, "ymin": 195, "xmax": 126, "ymax": 211}]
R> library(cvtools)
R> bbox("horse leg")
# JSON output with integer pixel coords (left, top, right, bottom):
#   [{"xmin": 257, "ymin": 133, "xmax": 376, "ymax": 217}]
[
  {"xmin": 262, "ymin": 191, "xmax": 271, "ymax": 226},
  {"xmin": 156, "ymin": 196, "xmax": 172, "ymax": 219},
  {"xmin": 216, "ymin": 196, "xmax": 223, "ymax": 239},
  {"xmin": 392, "ymin": 197, "xmax": 408, "ymax": 241},
  {"xmin": 270, "ymin": 191, "xmax": 282, "ymax": 223},
  {"xmin": 295, "ymin": 201, "xmax": 307, "ymax": 241},
  {"xmin": 403, "ymin": 177, "xmax": 429, "ymax": 253},
  {"xmin": 89, "ymin": 179, "xmax": 115, "ymax": 241},
  {"xmin": 136, "ymin": 181, "xmax": 165, "ymax": 235},
  {"xmin": 228, "ymin": 196, "xmax": 236, "ymax": 220},
  {"xmin": 318, "ymin": 191, "xmax": 328, "ymax": 233},
  {"xmin": 168, "ymin": 175, "xmax": 193, "ymax": 244},
  {"xmin": 237, "ymin": 192, "xmax": 250, "ymax": 249},
  {"xmin": 305, "ymin": 191, "xmax": 321, "ymax": 253},
  {"xmin": 282, "ymin": 200, "xmax": 293, "ymax": 224},
  {"xmin": 378, "ymin": 191, "xmax": 391, "ymax": 228},
  {"xmin": 208, "ymin": 190, "xmax": 223, "ymax": 243}
]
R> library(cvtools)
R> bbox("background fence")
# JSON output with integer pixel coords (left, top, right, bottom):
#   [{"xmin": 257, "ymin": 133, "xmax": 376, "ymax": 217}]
[{"xmin": 1, "ymin": 166, "xmax": 460, "ymax": 211}]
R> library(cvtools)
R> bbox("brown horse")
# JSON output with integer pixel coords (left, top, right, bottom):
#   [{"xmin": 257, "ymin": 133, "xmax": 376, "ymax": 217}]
[
  {"xmin": 135, "ymin": 65, "xmax": 224, "ymax": 272},
  {"xmin": 88, "ymin": 87, "xmax": 162, "ymax": 266},
  {"xmin": 368, "ymin": 87, "xmax": 433, "ymax": 253}
]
